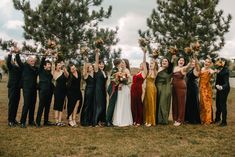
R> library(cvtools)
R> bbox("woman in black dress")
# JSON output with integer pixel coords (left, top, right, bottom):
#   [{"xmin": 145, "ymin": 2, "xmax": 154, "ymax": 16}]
[
  {"xmin": 185, "ymin": 58, "xmax": 201, "ymax": 124},
  {"xmin": 67, "ymin": 63, "xmax": 82, "ymax": 127},
  {"xmin": 53, "ymin": 61, "xmax": 68, "ymax": 126},
  {"xmin": 93, "ymin": 49, "xmax": 107, "ymax": 126},
  {"xmin": 80, "ymin": 57, "xmax": 95, "ymax": 126}
]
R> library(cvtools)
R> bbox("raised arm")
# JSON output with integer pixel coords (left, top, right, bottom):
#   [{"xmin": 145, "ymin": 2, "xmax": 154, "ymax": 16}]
[
  {"xmin": 39, "ymin": 56, "xmax": 46, "ymax": 71},
  {"xmin": 6, "ymin": 53, "xmax": 13, "ymax": 70},
  {"xmin": 94, "ymin": 48, "xmax": 99, "ymax": 73},
  {"xmin": 193, "ymin": 58, "xmax": 200, "ymax": 77},
  {"xmin": 182, "ymin": 59, "xmax": 192, "ymax": 73},
  {"xmin": 63, "ymin": 63, "xmax": 69, "ymax": 78},
  {"xmin": 142, "ymin": 48, "xmax": 147, "ymax": 78},
  {"xmin": 83, "ymin": 56, "xmax": 89, "ymax": 79}
]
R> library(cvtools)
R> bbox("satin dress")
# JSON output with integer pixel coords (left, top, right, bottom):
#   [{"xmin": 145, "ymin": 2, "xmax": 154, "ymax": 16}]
[{"xmin": 131, "ymin": 72, "xmax": 144, "ymax": 125}]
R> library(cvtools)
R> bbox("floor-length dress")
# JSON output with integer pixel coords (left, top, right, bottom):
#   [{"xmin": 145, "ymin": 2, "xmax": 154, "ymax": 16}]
[
  {"xmin": 199, "ymin": 71, "xmax": 213, "ymax": 124},
  {"xmin": 185, "ymin": 69, "xmax": 201, "ymax": 124},
  {"xmin": 155, "ymin": 69, "xmax": 172, "ymax": 124},
  {"xmin": 113, "ymin": 84, "xmax": 133, "ymax": 127},
  {"xmin": 131, "ymin": 72, "xmax": 144, "ymax": 125},
  {"xmin": 67, "ymin": 72, "xmax": 82, "ymax": 119},
  {"xmin": 93, "ymin": 70, "xmax": 107, "ymax": 126},
  {"xmin": 143, "ymin": 75, "xmax": 157, "ymax": 126},
  {"xmin": 172, "ymin": 71, "xmax": 187, "ymax": 123},
  {"xmin": 80, "ymin": 75, "xmax": 95, "ymax": 126},
  {"xmin": 54, "ymin": 73, "xmax": 67, "ymax": 112}
]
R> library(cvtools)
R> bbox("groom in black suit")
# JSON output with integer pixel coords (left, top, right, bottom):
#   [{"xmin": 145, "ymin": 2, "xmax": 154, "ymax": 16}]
[{"xmin": 215, "ymin": 58, "xmax": 230, "ymax": 127}]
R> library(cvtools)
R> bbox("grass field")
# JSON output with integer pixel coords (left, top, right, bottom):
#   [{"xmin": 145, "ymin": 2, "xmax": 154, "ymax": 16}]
[{"xmin": 0, "ymin": 75, "xmax": 234, "ymax": 157}]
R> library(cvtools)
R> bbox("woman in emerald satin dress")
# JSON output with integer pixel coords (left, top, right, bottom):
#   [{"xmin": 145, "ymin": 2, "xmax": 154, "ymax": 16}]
[{"xmin": 155, "ymin": 57, "xmax": 173, "ymax": 124}]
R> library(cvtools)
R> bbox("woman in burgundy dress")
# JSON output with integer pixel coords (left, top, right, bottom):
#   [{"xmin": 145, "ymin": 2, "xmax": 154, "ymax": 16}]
[
  {"xmin": 131, "ymin": 48, "xmax": 148, "ymax": 126},
  {"xmin": 172, "ymin": 56, "xmax": 190, "ymax": 126}
]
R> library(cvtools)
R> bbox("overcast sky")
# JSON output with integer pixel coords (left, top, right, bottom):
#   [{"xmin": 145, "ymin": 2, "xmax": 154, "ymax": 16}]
[{"xmin": 0, "ymin": 0, "xmax": 235, "ymax": 67}]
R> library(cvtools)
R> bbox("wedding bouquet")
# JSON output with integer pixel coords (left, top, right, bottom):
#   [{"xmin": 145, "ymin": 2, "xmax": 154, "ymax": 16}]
[
  {"xmin": 80, "ymin": 46, "xmax": 89, "ymax": 56},
  {"xmin": 184, "ymin": 47, "xmax": 192, "ymax": 55},
  {"xmin": 168, "ymin": 46, "xmax": 178, "ymax": 55},
  {"xmin": 47, "ymin": 39, "xmax": 57, "ymax": 49},
  {"xmin": 192, "ymin": 41, "xmax": 201, "ymax": 51},
  {"xmin": 95, "ymin": 38, "xmax": 104, "ymax": 49},
  {"xmin": 117, "ymin": 72, "xmax": 128, "ymax": 85},
  {"xmin": 138, "ymin": 38, "xmax": 149, "ymax": 48}
]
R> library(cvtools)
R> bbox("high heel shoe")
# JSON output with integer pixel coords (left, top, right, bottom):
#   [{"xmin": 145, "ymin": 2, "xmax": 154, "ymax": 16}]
[{"xmin": 68, "ymin": 120, "xmax": 75, "ymax": 127}]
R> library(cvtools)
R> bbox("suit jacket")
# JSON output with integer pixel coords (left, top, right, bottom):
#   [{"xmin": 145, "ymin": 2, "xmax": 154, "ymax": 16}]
[
  {"xmin": 107, "ymin": 67, "xmax": 119, "ymax": 97},
  {"xmin": 7, "ymin": 54, "xmax": 22, "ymax": 88},
  {"xmin": 216, "ymin": 67, "xmax": 230, "ymax": 92},
  {"xmin": 16, "ymin": 55, "xmax": 38, "ymax": 90},
  {"xmin": 38, "ymin": 57, "xmax": 54, "ymax": 91}
]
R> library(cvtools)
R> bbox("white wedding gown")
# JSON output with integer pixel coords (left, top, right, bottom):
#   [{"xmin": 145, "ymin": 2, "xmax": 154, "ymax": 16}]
[{"xmin": 112, "ymin": 85, "xmax": 133, "ymax": 127}]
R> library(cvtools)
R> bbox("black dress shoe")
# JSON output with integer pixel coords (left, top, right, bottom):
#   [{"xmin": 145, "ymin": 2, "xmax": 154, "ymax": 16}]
[
  {"xmin": 20, "ymin": 123, "xmax": 27, "ymax": 128},
  {"xmin": 13, "ymin": 120, "xmax": 20, "ymax": 125},
  {"xmin": 219, "ymin": 122, "xmax": 227, "ymax": 127},
  {"xmin": 44, "ymin": 121, "xmax": 54, "ymax": 126},
  {"xmin": 8, "ymin": 122, "xmax": 16, "ymax": 127},
  {"xmin": 35, "ymin": 123, "xmax": 41, "ymax": 128},
  {"xmin": 214, "ymin": 119, "xmax": 221, "ymax": 124},
  {"xmin": 28, "ymin": 122, "xmax": 36, "ymax": 127},
  {"xmin": 106, "ymin": 122, "xmax": 113, "ymax": 127}
]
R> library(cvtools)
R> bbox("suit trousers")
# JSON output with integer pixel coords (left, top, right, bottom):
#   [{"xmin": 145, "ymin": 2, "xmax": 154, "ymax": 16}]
[
  {"xmin": 36, "ymin": 89, "xmax": 53, "ymax": 125},
  {"xmin": 215, "ymin": 89, "xmax": 230, "ymax": 123},
  {"xmin": 20, "ymin": 88, "xmax": 37, "ymax": 124},
  {"xmin": 8, "ymin": 87, "xmax": 21, "ymax": 122}
]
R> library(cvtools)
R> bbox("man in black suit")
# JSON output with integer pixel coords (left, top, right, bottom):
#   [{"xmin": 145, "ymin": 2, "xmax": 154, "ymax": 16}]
[
  {"xmin": 16, "ymin": 54, "xmax": 38, "ymax": 128},
  {"xmin": 215, "ymin": 58, "xmax": 230, "ymax": 127},
  {"xmin": 6, "ymin": 47, "xmax": 22, "ymax": 127},
  {"xmin": 35, "ymin": 54, "xmax": 54, "ymax": 127}
]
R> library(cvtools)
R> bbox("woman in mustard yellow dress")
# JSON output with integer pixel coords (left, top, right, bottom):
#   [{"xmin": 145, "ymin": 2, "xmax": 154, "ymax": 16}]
[
  {"xmin": 199, "ymin": 58, "xmax": 216, "ymax": 125},
  {"xmin": 143, "ymin": 59, "xmax": 158, "ymax": 127}
]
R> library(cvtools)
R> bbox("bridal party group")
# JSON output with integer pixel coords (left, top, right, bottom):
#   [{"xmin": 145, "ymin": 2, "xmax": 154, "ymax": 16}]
[{"xmin": 6, "ymin": 46, "xmax": 230, "ymax": 128}]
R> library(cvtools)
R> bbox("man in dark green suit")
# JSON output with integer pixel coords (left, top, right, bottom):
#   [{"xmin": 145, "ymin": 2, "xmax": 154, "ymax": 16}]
[
  {"xmin": 6, "ymin": 48, "xmax": 22, "ymax": 127},
  {"xmin": 106, "ymin": 59, "xmax": 121, "ymax": 126}
]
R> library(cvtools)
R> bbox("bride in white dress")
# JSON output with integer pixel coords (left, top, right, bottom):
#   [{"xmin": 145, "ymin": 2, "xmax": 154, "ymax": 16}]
[{"xmin": 112, "ymin": 59, "xmax": 133, "ymax": 127}]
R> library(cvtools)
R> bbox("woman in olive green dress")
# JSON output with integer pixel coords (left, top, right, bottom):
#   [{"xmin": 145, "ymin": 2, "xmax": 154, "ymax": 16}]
[{"xmin": 155, "ymin": 57, "xmax": 173, "ymax": 124}]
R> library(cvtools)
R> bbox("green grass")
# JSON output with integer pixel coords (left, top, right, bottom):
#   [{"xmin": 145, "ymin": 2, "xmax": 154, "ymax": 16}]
[{"xmin": 0, "ymin": 75, "xmax": 235, "ymax": 157}]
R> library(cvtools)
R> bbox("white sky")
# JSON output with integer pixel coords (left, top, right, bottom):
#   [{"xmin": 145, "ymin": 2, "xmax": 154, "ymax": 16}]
[{"xmin": 0, "ymin": 0, "xmax": 235, "ymax": 67}]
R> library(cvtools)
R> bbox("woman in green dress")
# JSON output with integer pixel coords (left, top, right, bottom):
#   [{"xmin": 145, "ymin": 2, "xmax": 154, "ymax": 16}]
[{"xmin": 155, "ymin": 57, "xmax": 173, "ymax": 124}]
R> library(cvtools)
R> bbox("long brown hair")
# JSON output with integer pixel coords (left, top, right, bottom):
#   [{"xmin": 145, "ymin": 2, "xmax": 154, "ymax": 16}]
[{"xmin": 123, "ymin": 58, "xmax": 130, "ymax": 71}]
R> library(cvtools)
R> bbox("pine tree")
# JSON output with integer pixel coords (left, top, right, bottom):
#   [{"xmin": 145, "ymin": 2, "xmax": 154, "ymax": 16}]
[
  {"xmin": 139, "ymin": 0, "xmax": 232, "ymax": 59},
  {"xmin": 9, "ymin": 0, "xmax": 120, "ymax": 67}
]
